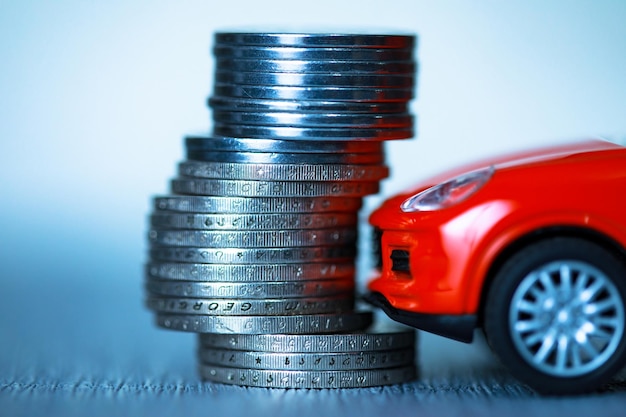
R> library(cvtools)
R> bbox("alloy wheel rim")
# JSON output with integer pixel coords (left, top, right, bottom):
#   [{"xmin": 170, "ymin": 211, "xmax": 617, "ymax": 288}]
[{"xmin": 509, "ymin": 260, "xmax": 624, "ymax": 377}]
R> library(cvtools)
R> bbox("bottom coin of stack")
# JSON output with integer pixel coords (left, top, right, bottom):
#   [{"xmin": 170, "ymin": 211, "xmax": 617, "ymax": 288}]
[{"xmin": 197, "ymin": 324, "xmax": 417, "ymax": 388}]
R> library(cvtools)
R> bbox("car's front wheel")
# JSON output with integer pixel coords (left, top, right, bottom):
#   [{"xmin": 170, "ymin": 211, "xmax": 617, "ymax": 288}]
[{"xmin": 484, "ymin": 237, "xmax": 626, "ymax": 394}]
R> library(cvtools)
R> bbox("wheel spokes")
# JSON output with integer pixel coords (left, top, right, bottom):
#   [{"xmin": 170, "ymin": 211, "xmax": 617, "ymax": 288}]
[
  {"xmin": 509, "ymin": 260, "xmax": 624, "ymax": 377},
  {"xmin": 559, "ymin": 264, "xmax": 573, "ymax": 297},
  {"xmin": 555, "ymin": 334, "xmax": 570, "ymax": 373},
  {"xmin": 534, "ymin": 330, "xmax": 557, "ymax": 363}
]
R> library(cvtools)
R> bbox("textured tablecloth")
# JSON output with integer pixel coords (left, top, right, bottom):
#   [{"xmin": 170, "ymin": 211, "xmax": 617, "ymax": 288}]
[{"xmin": 2, "ymin": 232, "xmax": 626, "ymax": 417}]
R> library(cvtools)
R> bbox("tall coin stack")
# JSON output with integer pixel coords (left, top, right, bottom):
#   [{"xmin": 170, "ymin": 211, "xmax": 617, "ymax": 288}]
[{"xmin": 146, "ymin": 31, "xmax": 418, "ymax": 388}]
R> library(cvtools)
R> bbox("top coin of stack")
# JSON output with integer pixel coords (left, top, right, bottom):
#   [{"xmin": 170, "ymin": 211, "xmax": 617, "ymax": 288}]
[{"xmin": 209, "ymin": 31, "xmax": 416, "ymax": 141}]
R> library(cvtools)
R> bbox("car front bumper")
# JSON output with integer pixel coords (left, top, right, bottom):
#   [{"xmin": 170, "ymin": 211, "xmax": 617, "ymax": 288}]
[
  {"xmin": 363, "ymin": 292, "xmax": 477, "ymax": 343},
  {"xmin": 369, "ymin": 225, "xmax": 478, "ymax": 313}
]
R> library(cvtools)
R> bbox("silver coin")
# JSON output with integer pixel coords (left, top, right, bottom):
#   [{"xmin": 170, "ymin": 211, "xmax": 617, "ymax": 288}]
[
  {"xmin": 156, "ymin": 310, "xmax": 373, "ymax": 334},
  {"xmin": 212, "ymin": 111, "xmax": 413, "ymax": 128},
  {"xmin": 178, "ymin": 161, "xmax": 389, "ymax": 182},
  {"xmin": 211, "ymin": 124, "xmax": 413, "ymax": 141},
  {"xmin": 150, "ymin": 212, "xmax": 358, "ymax": 230},
  {"xmin": 198, "ymin": 325, "xmax": 416, "ymax": 352},
  {"xmin": 198, "ymin": 347, "xmax": 415, "ymax": 371},
  {"xmin": 170, "ymin": 178, "xmax": 380, "ymax": 197},
  {"xmin": 149, "ymin": 246, "xmax": 356, "ymax": 264},
  {"xmin": 214, "ymin": 71, "xmax": 414, "ymax": 88},
  {"xmin": 148, "ymin": 228, "xmax": 358, "ymax": 248},
  {"xmin": 185, "ymin": 136, "xmax": 384, "ymax": 154},
  {"xmin": 215, "ymin": 59, "xmax": 416, "ymax": 74},
  {"xmin": 146, "ymin": 295, "xmax": 354, "ymax": 316},
  {"xmin": 208, "ymin": 96, "xmax": 408, "ymax": 113},
  {"xmin": 146, "ymin": 262, "xmax": 355, "ymax": 282},
  {"xmin": 186, "ymin": 150, "xmax": 384, "ymax": 164},
  {"xmin": 214, "ymin": 32, "xmax": 416, "ymax": 49},
  {"xmin": 215, "ymin": 58, "xmax": 417, "ymax": 74},
  {"xmin": 145, "ymin": 279, "xmax": 355, "ymax": 298},
  {"xmin": 152, "ymin": 195, "xmax": 362, "ymax": 213},
  {"xmin": 212, "ymin": 84, "xmax": 414, "ymax": 101},
  {"xmin": 198, "ymin": 364, "xmax": 417, "ymax": 388},
  {"xmin": 213, "ymin": 46, "xmax": 413, "ymax": 61}
]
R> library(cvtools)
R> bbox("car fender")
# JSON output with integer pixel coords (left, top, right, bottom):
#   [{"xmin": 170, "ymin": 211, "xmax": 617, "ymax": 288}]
[{"xmin": 460, "ymin": 206, "xmax": 626, "ymax": 314}]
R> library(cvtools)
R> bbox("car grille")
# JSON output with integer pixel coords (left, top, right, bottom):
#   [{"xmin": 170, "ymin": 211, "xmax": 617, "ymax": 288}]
[
  {"xmin": 390, "ymin": 249, "xmax": 410, "ymax": 272},
  {"xmin": 372, "ymin": 227, "xmax": 382, "ymax": 269}
]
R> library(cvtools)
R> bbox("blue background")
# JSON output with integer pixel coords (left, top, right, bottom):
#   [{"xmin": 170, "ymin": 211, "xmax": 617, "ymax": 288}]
[{"xmin": 1, "ymin": 1, "xmax": 626, "ymax": 415}]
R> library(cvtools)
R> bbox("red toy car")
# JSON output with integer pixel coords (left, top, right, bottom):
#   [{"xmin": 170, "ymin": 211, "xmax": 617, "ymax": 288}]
[{"xmin": 365, "ymin": 137, "xmax": 626, "ymax": 394}]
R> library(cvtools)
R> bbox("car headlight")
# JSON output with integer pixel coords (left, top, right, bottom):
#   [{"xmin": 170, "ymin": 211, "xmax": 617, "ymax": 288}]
[{"xmin": 400, "ymin": 166, "xmax": 494, "ymax": 212}]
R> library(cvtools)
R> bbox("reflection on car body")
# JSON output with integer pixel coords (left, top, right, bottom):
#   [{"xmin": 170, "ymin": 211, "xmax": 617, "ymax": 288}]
[{"xmin": 366, "ymin": 138, "xmax": 626, "ymax": 394}]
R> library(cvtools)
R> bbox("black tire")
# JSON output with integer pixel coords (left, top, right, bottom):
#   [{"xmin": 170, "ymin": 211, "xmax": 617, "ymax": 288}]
[{"xmin": 484, "ymin": 237, "xmax": 626, "ymax": 394}]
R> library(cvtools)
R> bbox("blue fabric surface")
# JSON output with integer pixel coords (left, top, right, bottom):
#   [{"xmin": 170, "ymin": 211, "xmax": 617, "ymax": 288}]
[{"xmin": 2, "ymin": 233, "xmax": 626, "ymax": 417}]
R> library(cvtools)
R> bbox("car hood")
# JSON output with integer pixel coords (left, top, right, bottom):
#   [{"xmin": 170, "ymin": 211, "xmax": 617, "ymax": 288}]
[{"xmin": 396, "ymin": 138, "xmax": 621, "ymax": 198}]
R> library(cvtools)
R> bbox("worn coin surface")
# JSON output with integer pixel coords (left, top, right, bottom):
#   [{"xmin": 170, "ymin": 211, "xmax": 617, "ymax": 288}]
[
  {"xmin": 152, "ymin": 195, "xmax": 363, "ymax": 213},
  {"xmin": 150, "ymin": 212, "xmax": 358, "ymax": 230},
  {"xmin": 184, "ymin": 136, "xmax": 384, "ymax": 154},
  {"xmin": 170, "ymin": 178, "xmax": 380, "ymax": 197},
  {"xmin": 211, "ymin": 111, "xmax": 412, "ymax": 128},
  {"xmin": 212, "ymin": 46, "xmax": 414, "ymax": 61},
  {"xmin": 208, "ymin": 96, "xmax": 408, "ymax": 113},
  {"xmin": 149, "ymin": 246, "xmax": 356, "ymax": 264},
  {"xmin": 146, "ymin": 262, "xmax": 355, "ymax": 282},
  {"xmin": 214, "ymin": 32, "xmax": 416, "ymax": 49},
  {"xmin": 198, "ymin": 325, "xmax": 416, "ymax": 352},
  {"xmin": 214, "ymin": 59, "xmax": 416, "ymax": 74},
  {"xmin": 214, "ymin": 71, "xmax": 414, "ymax": 88},
  {"xmin": 156, "ymin": 311, "xmax": 374, "ymax": 334},
  {"xmin": 178, "ymin": 161, "xmax": 389, "ymax": 182},
  {"xmin": 186, "ymin": 150, "xmax": 384, "ymax": 164},
  {"xmin": 145, "ymin": 279, "xmax": 355, "ymax": 298},
  {"xmin": 198, "ymin": 364, "xmax": 417, "ymax": 388},
  {"xmin": 213, "ymin": 84, "xmax": 414, "ymax": 101},
  {"xmin": 211, "ymin": 124, "xmax": 413, "ymax": 141},
  {"xmin": 198, "ymin": 347, "xmax": 415, "ymax": 370},
  {"xmin": 148, "ymin": 228, "xmax": 357, "ymax": 248},
  {"xmin": 146, "ymin": 295, "xmax": 354, "ymax": 316}
]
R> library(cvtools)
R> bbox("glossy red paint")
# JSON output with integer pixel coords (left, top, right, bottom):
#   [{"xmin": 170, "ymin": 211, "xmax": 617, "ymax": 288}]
[{"xmin": 368, "ymin": 138, "xmax": 626, "ymax": 317}]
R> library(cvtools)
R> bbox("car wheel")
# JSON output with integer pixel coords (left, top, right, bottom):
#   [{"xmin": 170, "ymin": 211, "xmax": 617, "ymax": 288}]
[{"xmin": 484, "ymin": 237, "xmax": 626, "ymax": 394}]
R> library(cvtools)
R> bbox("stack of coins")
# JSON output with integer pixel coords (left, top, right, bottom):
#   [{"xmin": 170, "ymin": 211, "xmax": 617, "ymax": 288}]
[
  {"xmin": 145, "ymin": 31, "xmax": 418, "ymax": 388},
  {"xmin": 209, "ymin": 31, "xmax": 415, "ymax": 141},
  {"xmin": 197, "ymin": 325, "xmax": 417, "ymax": 388}
]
